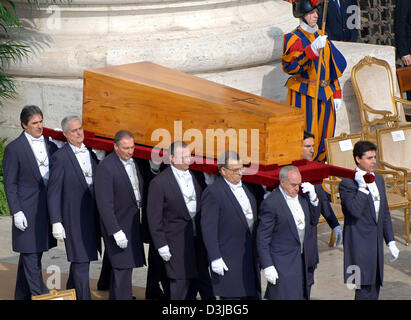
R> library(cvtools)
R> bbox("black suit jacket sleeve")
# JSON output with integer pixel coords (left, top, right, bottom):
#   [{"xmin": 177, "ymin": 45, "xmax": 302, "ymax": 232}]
[
  {"xmin": 47, "ymin": 152, "xmax": 65, "ymax": 224},
  {"xmin": 256, "ymin": 198, "xmax": 276, "ymax": 269},
  {"xmin": 316, "ymin": 185, "xmax": 339, "ymax": 229},
  {"xmin": 94, "ymin": 161, "xmax": 121, "ymax": 236},
  {"xmin": 395, "ymin": 0, "xmax": 411, "ymax": 58},
  {"xmin": 146, "ymin": 178, "xmax": 167, "ymax": 250},
  {"xmin": 338, "ymin": 178, "xmax": 370, "ymax": 219},
  {"xmin": 2, "ymin": 144, "xmax": 21, "ymax": 214}
]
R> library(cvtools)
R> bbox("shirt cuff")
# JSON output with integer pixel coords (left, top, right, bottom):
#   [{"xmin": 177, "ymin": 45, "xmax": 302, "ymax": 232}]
[
  {"xmin": 358, "ymin": 187, "xmax": 369, "ymax": 195},
  {"xmin": 310, "ymin": 199, "xmax": 319, "ymax": 207}
]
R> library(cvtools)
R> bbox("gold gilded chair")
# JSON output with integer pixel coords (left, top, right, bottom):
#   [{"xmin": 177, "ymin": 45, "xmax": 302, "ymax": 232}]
[
  {"xmin": 376, "ymin": 123, "xmax": 411, "ymax": 244},
  {"xmin": 351, "ymin": 56, "xmax": 411, "ymax": 141},
  {"xmin": 322, "ymin": 132, "xmax": 409, "ymax": 245}
]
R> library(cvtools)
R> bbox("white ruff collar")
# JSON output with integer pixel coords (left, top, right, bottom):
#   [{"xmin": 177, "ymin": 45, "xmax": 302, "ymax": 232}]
[{"xmin": 299, "ymin": 21, "xmax": 318, "ymax": 34}]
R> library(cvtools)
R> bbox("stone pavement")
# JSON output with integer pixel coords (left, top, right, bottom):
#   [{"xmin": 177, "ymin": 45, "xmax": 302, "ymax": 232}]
[{"xmin": 0, "ymin": 208, "xmax": 410, "ymax": 300}]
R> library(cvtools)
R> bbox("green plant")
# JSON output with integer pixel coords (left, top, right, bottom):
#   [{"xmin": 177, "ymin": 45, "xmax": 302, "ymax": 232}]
[{"xmin": 0, "ymin": 0, "xmax": 71, "ymax": 102}]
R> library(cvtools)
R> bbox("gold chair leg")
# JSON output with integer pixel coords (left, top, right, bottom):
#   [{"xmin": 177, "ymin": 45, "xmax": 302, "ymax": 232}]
[
  {"xmin": 328, "ymin": 230, "xmax": 335, "ymax": 247},
  {"xmin": 405, "ymin": 208, "xmax": 410, "ymax": 246}
]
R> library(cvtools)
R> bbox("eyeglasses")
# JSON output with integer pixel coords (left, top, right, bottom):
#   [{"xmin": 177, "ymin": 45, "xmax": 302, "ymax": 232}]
[{"xmin": 225, "ymin": 167, "xmax": 245, "ymax": 174}]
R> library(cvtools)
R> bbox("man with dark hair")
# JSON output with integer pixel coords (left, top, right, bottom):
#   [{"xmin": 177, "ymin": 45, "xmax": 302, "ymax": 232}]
[
  {"xmin": 257, "ymin": 166, "xmax": 320, "ymax": 300},
  {"xmin": 302, "ymin": 131, "xmax": 342, "ymax": 297},
  {"xmin": 3, "ymin": 105, "xmax": 58, "ymax": 299},
  {"xmin": 339, "ymin": 140, "xmax": 399, "ymax": 300},
  {"xmin": 147, "ymin": 141, "xmax": 214, "ymax": 300},
  {"xmin": 201, "ymin": 150, "xmax": 261, "ymax": 300},
  {"xmin": 94, "ymin": 130, "xmax": 146, "ymax": 300},
  {"xmin": 47, "ymin": 115, "xmax": 101, "ymax": 300}
]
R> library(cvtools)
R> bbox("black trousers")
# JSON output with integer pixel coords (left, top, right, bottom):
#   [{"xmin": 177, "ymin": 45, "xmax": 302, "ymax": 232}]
[
  {"xmin": 97, "ymin": 250, "xmax": 111, "ymax": 290},
  {"xmin": 355, "ymin": 262, "xmax": 382, "ymax": 300},
  {"xmin": 109, "ymin": 268, "xmax": 133, "ymax": 300},
  {"xmin": 66, "ymin": 262, "xmax": 91, "ymax": 300},
  {"xmin": 186, "ymin": 235, "xmax": 215, "ymax": 300},
  {"xmin": 170, "ymin": 279, "xmax": 191, "ymax": 300},
  {"xmin": 145, "ymin": 243, "xmax": 170, "ymax": 299},
  {"xmin": 15, "ymin": 253, "xmax": 49, "ymax": 300}
]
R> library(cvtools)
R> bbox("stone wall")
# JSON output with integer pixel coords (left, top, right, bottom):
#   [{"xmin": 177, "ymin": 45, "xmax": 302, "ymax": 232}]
[{"xmin": 0, "ymin": 0, "xmax": 402, "ymax": 143}]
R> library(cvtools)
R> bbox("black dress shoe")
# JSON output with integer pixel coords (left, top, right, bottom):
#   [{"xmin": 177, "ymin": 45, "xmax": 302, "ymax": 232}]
[{"xmin": 132, "ymin": 296, "xmax": 136, "ymax": 300}]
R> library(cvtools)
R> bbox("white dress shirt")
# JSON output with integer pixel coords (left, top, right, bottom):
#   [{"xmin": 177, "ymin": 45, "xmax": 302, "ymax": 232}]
[
  {"xmin": 69, "ymin": 143, "xmax": 93, "ymax": 185},
  {"xmin": 170, "ymin": 164, "xmax": 197, "ymax": 213},
  {"xmin": 120, "ymin": 158, "xmax": 141, "ymax": 203},
  {"xmin": 24, "ymin": 132, "xmax": 49, "ymax": 180},
  {"xmin": 356, "ymin": 167, "xmax": 380, "ymax": 219},
  {"xmin": 224, "ymin": 178, "xmax": 254, "ymax": 223},
  {"xmin": 279, "ymin": 186, "xmax": 306, "ymax": 231}
]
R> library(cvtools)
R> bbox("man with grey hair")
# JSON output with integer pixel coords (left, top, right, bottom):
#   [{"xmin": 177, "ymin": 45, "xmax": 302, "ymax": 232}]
[
  {"xmin": 257, "ymin": 165, "xmax": 320, "ymax": 300},
  {"xmin": 94, "ymin": 129, "xmax": 146, "ymax": 300},
  {"xmin": 200, "ymin": 150, "xmax": 261, "ymax": 299},
  {"xmin": 147, "ymin": 141, "xmax": 214, "ymax": 300},
  {"xmin": 47, "ymin": 115, "xmax": 101, "ymax": 300}
]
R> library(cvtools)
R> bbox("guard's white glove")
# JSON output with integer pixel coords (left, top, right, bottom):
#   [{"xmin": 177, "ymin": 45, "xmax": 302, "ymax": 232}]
[
  {"xmin": 264, "ymin": 266, "xmax": 279, "ymax": 285},
  {"xmin": 388, "ymin": 241, "xmax": 399, "ymax": 262},
  {"xmin": 13, "ymin": 211, "xmax": 28, "ymax": 231},
  {"xmin": 333, "ymin": 225, "xmax": 343, "ymax": 246},
  {"xmin": 334, "ymin": 99, "xmax": 342, "ymax": 112},
  {"xmin": 310, "ymin": 35, "xmax": 328, "ymax": 56},
  {"xmin": 158, "ymin": 245, "xmax": 172, "ymax": 262},
  {"xmin": 354, "ymin": 171, "xmax": 367, "ymax": 189},
  {"xmin": 211, "ymin": 258, "xmax": 229, "ymax": 276},
  {"xmin": 92, "ymin": 148, "xmax": 106, "ymax": 161},
  {"xmin": 301, "ymin": 182, "xmax": 317, "ymax": 202},
  {"xmin": 52, "ymin": 222, "xmax": 66, "ymax": 240},
  {"xmin": 113, "ymin": 230, "xmax": 128, "ymax": 249}
]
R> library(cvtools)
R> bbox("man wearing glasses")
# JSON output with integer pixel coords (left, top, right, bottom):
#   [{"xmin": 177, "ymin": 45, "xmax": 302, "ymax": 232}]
[
  {"xmin": 201, "ymin": 150, "xmax": 261, "ymax": 300},
  {"xmin": 257, "ymin": 166, "xmax": 320, "ymax": 300},
  {"xmin": 147, "ymin": 141, "xmax": 214, "ymax": 300}
]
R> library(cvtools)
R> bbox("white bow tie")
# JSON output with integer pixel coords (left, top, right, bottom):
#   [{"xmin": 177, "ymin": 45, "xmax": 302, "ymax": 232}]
[
  {"xmin": 74, "ymin": 146, "xmax": 87, "ymax": 154},
  {"xmin": 181, "ymin": 170, "xmax": 191, "ymax": 178},
  {"xmin": 125, "ymin": 159, "xmax": 134, "ymax": 166},
  {"xmin": 31, "ymin": 136, "xmax": 44, "ymax": 142},
  {"xmin": 231, "ymin": 183, "xmax": 243, "ymax": 190}
]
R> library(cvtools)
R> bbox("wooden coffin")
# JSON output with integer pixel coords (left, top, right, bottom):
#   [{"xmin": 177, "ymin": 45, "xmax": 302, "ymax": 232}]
[{"xmin": 82, "ymin": 62, "xmax": 305, "ymax": 166}]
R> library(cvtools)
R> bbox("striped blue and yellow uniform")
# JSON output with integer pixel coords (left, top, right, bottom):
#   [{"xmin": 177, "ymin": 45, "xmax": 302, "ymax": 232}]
[{"xmin": 282, "ymin": 26, "xmax": 347, "ymax": 161}]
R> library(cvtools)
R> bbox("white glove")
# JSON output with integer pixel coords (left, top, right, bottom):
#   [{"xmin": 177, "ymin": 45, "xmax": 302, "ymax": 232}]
[
  {"xmin": 113, "ymin": 230, "xmax": 128, "ymax": 249},
  {"xmin": 301, "ymin": 182, "xmax": 317, "ymax": 202},
  {"xmin": 354, "ymin": 171, "xmax": 367, "ymax": 189},
  {"xmin": 13, "ymin": 211, "xmax": 28, "ymax": 231},
  {"xmin": 333, "ymin": 225, "xmax": 343, "ymax": 246},
  {"xmin": 52, "ymin": 222, "xmax": 66, "ymax": 240},
  {"xmin": 211, "ymin": 258, "xmax": 229, "ymax": 276},
  {"xmin": 264, "ymin": 266, "xmax": 279, "ymax": 285},
  {"xmin": 310, "ymin": 35, "xmax": 328, "ymax": 56},
  {"xmin": 158, "ymin": 245, "xmax": 172, "ymax": 262},
  {"xmin": 334, "ymin": 99, "xmax": 342, "ymax": 112},
  {"xmin": 388, "ymin": 241, "xmax": 399, "ymax": 262},
  {"xmin": 92, "ymin": 148, "xmax": 106, "ymax": 161}
]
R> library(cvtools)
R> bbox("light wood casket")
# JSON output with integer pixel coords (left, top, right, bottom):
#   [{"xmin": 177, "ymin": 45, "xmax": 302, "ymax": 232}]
[{"xmin": 82, "ymin": 62, "xmax": 305, "ymax": 166}]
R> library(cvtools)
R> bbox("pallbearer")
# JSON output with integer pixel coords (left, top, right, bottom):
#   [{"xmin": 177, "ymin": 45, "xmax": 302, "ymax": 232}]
[{"xmin": 47, "ymin": 115, "xmax": 101, "ymax": 300}]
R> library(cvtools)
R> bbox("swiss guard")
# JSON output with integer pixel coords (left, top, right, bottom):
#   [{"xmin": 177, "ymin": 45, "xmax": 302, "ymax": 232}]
[{"xmin": 282, "ymin": 0, "xmax": 347, "ymax": 161}]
